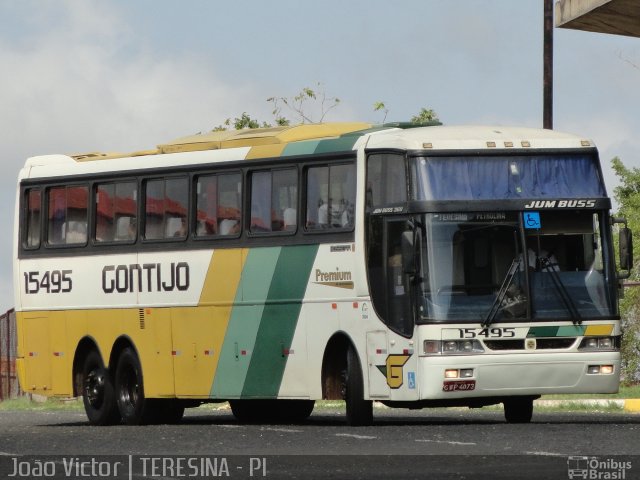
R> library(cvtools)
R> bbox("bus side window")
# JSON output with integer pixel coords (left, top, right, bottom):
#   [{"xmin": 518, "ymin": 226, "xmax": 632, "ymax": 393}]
[
  {"xmin": 24, "ymin": 189, "xmax": 41, "ymax": 249},
  {"xmin": 95, "ymin": 181, "xmax": 137, "ymax": 243},
  {"xmin": 366, "ymin": 153, "xmax": 407, "ymax": 208},
  {"xmin": 195, "ymin": 172, "xmax": 242, "ymax": 238},
  {"xmin": 47, "ymin": 185, "xmax": 88, "ymax": 246},
  {"xmin": 305, "ymin": 164, "xmax": 355, "ymax": 231},
  {"xmin": 144, "ymin": 177, "xmax": 188, "ymax": 240},
  {"xmin": 249, "ymin": 168, "xmax": 297, "ymax": 234}
]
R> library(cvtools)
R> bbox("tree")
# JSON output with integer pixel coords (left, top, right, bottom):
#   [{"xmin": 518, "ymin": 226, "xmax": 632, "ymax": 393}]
[
  {"xmin": 410, "ymin": 107, "xmax": 439, "ymax": 124},
  {"xmin": 211, "ymin": 85, "xmax": 439, "ymax": 131},
  {"xmin": 268, "ymin": 83, "xmax": 340, "ymax": 125},
  {"xmin": 611, "ymin": 156, "xmax": 640, "ymax": 383},
  {"xmin": 373, "ymin": 102, "xmax": 389, "ymax": 123}
]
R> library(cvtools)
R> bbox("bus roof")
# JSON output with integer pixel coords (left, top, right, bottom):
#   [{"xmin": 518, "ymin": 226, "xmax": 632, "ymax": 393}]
[
  {"xmin": 364, "ymin": 125, "xmax": 594, "ymax": 151},
  {"xmin": 21, "ymin": 123, "xmax": 595, "ymax": 178}
]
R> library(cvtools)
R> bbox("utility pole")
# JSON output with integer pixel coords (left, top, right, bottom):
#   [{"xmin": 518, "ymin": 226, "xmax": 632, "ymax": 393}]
[{"xmin": 543, "ymin": 0, "xmax": 553, "ymax": 129}]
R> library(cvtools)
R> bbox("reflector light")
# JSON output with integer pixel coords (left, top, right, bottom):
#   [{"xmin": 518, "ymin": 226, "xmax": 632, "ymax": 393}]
[{"xmin": 424, "ymin": 341, "xmax": 439, "ymax": 354}]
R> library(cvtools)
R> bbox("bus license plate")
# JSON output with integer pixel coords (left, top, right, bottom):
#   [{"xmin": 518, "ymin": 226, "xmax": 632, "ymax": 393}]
[{"xmin": 443, "ymin": 380, "xmax": 476, "ymax": 392}]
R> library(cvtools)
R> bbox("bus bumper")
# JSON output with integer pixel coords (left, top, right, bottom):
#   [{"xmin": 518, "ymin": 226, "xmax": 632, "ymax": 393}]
[{"xmin": 418, "ymin": 352, "xmax": 621, "ymax": 400}]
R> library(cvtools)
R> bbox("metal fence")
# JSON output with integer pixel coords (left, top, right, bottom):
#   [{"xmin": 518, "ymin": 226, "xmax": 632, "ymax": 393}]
[{"xmin": 0, "ymin": 309, "xmax": 22, "ymax": 400}]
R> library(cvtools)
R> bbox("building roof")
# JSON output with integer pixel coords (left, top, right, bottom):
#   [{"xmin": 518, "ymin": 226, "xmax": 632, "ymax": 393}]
[{"xmin": 556, "ymin": 0, "xmax": 640, "ymax": 38}]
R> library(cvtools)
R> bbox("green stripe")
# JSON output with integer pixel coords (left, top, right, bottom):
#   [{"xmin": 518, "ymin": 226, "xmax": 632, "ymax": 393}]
[
  {"xmin": 527, "ymin": 326, "xmax": 586, "ymax": 338},
  {"xmin": 281, "ymin": 140, "xmax": 321, "ymax": 156},
  {"xmin": 313, "ymin": 136, "xmax": 360, "ymax": 154},
  {"xmin": 210, "ymin": 248, "xmax": 281, "ymax": 397},
  {"xmin": 241, "ymin": 244, "xmax": 319, "ymax": 397},
  {"xmin": 557, "ymin": 326, "xmax": 586, "ymax": 337}
]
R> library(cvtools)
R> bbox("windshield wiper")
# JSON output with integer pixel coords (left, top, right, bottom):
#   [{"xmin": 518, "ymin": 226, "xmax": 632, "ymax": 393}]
[
  {"xmin": 539, "ymin": 258, "xmax": 582, "ymax": 325},
  {"xmin": 483, "ymin": 258, "xmax": 522, "ymax": 327}
]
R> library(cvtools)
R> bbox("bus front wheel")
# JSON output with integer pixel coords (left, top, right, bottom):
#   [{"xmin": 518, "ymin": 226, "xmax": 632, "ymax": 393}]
[
  {"xmin": 115, "ymin": 347, "xmax": 155, "ymax": 425},
  {"xmin": 503, "ymin": 397, "xmax": 534, "ymax": 423},
  {"xmin": 82, "ymin": 350, "xmax": 120, "ymax": 425},
  {"xmin": 345, "ymin": 345, "xmax": 373, "ymax": 426}
]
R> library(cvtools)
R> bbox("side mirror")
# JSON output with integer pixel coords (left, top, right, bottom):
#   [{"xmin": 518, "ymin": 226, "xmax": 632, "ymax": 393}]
[
  {"xmin": 619, "ymin": 227, "xmax": 634, "ymax": 271},
  {"xmin": 401, "ymin": 230, "xmax": 415, "ymax": 275}
]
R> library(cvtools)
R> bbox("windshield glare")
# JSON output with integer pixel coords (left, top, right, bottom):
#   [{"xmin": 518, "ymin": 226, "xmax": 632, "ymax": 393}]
[{"xmin": 417, "ymin": 211, "xmax": 614, "ymax": 322}]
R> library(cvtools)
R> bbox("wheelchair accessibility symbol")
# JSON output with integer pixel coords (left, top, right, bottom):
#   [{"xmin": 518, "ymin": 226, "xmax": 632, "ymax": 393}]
[{"xmin": 524, "ymin": 212, "xmax": 541, "ymax": 229}]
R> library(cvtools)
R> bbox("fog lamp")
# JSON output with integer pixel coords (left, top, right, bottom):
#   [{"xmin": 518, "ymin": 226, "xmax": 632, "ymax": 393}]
[{"xmin": 600, "ymin": 365, "xmax": 614, "ymax": 375}]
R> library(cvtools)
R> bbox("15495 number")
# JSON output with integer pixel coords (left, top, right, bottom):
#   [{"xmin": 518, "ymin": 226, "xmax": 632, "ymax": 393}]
[
  {"xmin": 23, "ymin": 270, "xmax": 72, "ymax": 294},
  {"xmin": 457, "ymin": 327, "xmax": 516, "ymax": 339}
]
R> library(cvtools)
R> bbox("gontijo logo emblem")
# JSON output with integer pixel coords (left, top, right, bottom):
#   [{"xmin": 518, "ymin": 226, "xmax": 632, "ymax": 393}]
[{"xmin": 376, "ymin": 354, "xmax": 411, "ymax": 389}]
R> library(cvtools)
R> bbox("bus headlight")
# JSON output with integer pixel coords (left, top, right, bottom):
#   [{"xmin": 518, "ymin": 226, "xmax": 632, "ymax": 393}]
[
  {"xmin": 423, "ymin": 340, "xmax": 484, "ymax": 355},
  {"xmin": 578, "ymin": 336, "xmax": 619, "ymax": 351}
]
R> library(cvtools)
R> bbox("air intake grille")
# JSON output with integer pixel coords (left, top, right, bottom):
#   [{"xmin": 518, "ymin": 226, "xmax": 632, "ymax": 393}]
[{"xmin": 484, "ymin": 338, "xmax": 576, "ymax": 351}]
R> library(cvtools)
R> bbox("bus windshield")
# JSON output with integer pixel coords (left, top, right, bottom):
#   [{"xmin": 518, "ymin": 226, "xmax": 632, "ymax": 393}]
[{"xmin": 415, "ymin": 211, "xmax": 614, "ymax": 322}]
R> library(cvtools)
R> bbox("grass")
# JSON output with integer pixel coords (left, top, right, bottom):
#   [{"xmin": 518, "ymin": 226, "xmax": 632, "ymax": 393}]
[
  {"xmin": 0, "ymin": 396, "xmax": 82, "ymax": 411},
  {"xmin": 541, "ymin": 384, "xmax": 640, "ymax": 400}
]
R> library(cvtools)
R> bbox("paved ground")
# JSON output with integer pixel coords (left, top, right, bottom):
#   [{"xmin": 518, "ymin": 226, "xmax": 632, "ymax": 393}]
[{"xmin": 1, "ymin": 407, "xmax": 640, "ymax": 479}]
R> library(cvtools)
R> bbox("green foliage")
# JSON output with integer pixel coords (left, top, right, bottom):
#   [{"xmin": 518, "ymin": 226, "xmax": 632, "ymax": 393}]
[
  {"xmin": 373, "ymin": 101, "xmax": 389, "ymax": 123},
  {"xmin": 611, "ymin": 156, "xmax": 640, "ymax": 384},
  {"xmin": 269, "ymin": 83, "xmax": 340, "ymax": 124},
  {"xmin": 212, "ymin": 113, "xmax": 272, "ymax": 131},
  {"xmin": 211, "ymin": 85, "xmax": 441, "ymax": 132},
  {"xmin": 411, "ymin": 107, "xmax": 439, "ymax": 124},
  {"xmin": 373, "ymin": 103, "xmax": 440, "ymax": 125}
]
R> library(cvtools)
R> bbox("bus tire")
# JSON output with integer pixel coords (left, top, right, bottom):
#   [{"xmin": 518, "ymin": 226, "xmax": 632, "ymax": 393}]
[
  {"xmin": 275, "ymin": 400, "xmax": 315, "ymax": 422},
  {"xmin": 503, "ymin": 397, "xmax": 534, "ymax": 423},
  {"xmin": 345, "ymin": 345, "xmax": 373, "ymax": 426},
  {"xmin": 229, "ymin": 400, "xmax": 261, "ymax": 422},
  {"xmin": 115, "ymin": 347, "xmax": 155, "ymax": 425},
  {"xmin": 82, "ymin": 350, "xmax": 120, "ymax": 426}
]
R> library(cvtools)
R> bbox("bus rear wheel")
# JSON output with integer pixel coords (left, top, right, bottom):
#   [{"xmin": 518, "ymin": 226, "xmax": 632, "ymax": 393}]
[
  {"xmin": 345, "ymin": 345, "xmax": 373, "ymax": 426},
  {"xmin": 115, "ymin": 347, "xmax": 156, "ymax": 425},
  {"xmin": 503, "ymin": 397, "xmax": 534, "ymax": 423},
  {"xmin": 82, "ymin": 350, "xmax": 120, "ymax": 426}
]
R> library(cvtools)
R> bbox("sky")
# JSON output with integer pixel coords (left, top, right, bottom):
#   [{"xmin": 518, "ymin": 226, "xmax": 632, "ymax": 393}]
[{"xmin": 2, "ymin": 0, "xmax": 640, "ymax": 309}]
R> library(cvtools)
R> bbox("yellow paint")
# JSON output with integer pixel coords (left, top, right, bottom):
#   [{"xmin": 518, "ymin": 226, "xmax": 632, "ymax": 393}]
[
  {"xmin": 73, "ymin": 123, "xmax": 374, "ymax": 159},
  {"xmin": 157, "ymin": 123, "xmax": 372, "ymax": 155},
  {"xmin": 245, "ymin": 144, "xmax": 286, "ymax": 160},
  {"xmin": 16, "ymin": 250, "xmax": 248, "ymax": 400},
  {"xmin": 624, "ymin": 399, "xmax": 640, "ymax": 412},
  {"xmin": 171, "ymin": 307, "xmax": 231, "ymax": 396},
  {"xmin": 276, "ymin": 123, "xmax": 371, "ymax": 143},
  {"xmin": 199, "ymin": 249, "xmax": 246, "ymax": 305},
  {"xmin": 584, "ymin": 324, "xmax": 614, "ymax": 336},
  {"xmin": 386, "ymin": 354, "xmax": 411, "ymax": 389},
  {"xmin": 167, "ymin": 249, "xmax": 247, "ymax": 396},
  {"xmin": 49, "ymin": 311, "xmax": 72, "ymax": 395},
  {"xmin": 21, "ymin": 313, "xmax": 51, "ymax": 394}
]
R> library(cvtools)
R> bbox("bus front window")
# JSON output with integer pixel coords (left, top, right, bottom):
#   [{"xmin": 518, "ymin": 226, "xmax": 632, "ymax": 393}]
[
  {"xmin": 415, "ymin": 211, "xmax": 615, "ymax": 323},
  {"xmin": 418, "ymin": 213, "xmax": 526, "ymax": 322},
  {"xmin": 525, "ymin": 211, "xmax": 613, "ymax": 319}
]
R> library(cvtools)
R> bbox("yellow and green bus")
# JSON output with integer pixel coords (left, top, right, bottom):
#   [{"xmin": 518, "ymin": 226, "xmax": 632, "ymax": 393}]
[{"xmin": 13, "ymin": 122, "xmax": 631, "ymax": 425}]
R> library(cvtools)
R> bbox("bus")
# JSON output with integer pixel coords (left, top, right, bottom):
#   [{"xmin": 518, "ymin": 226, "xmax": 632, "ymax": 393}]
[{"xmin": 13, "ymin": 122, "xmax": 632, "ymax": 426}]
